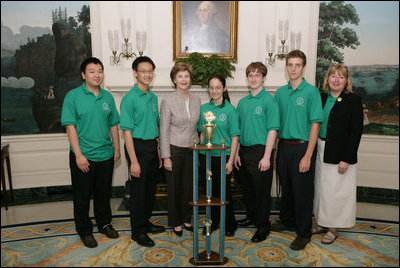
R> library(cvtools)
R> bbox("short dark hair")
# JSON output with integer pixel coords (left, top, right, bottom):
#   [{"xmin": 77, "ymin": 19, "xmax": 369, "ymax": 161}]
[
  {"xmin": 132, "ymin": 56, "xmax": 156, "ymax": 71},
  {"xmin": 80, "ymin": 57, "xmax": 104, "ymax": 73},
  {"xmin": 285, "ymin": 50, "xmax": 307, "ymax": 66}
]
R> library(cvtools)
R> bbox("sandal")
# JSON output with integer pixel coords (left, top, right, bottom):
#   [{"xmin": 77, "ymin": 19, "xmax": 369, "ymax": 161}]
[
  {"xmin": 311, "ymin": 225, "xmax": 327, "ymax": 234},
  {"xmin": 321, "ymin": 230, "xmax": 338, "ymax": 244}
]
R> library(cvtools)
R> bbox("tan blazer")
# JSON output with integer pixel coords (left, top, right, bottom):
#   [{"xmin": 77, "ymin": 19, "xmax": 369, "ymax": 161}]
[{"xmin": 160, "ymin": 91, "xmax": 201, "ymax": 158}]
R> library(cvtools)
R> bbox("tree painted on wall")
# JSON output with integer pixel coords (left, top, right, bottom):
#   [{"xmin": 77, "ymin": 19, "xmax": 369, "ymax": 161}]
[{"xmin": 316, "ymin": 1, "xmax": 360, "ymax": 89}]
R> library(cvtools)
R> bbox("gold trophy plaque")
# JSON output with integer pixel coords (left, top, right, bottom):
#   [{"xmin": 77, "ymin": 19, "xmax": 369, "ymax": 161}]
[{"xmin": 204, "ymin": 111, "xmax": 216, "ymax": 147}]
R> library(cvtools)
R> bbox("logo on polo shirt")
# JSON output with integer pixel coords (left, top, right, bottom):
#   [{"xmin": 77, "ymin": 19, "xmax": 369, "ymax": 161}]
[
  {"xmin": 219, "ymin": 113, "xmax": 227, "ymax": 121},
  {"xmin": 296, "ymin": 97, "xmax": 304, "ymax": 106},
  {"xmin": 255, "ymin": 106, "xmax": 263, "ymax": 115},
  {"xmin": 102, "ymin": 102, "xmax": 109, "ymax": 111}
]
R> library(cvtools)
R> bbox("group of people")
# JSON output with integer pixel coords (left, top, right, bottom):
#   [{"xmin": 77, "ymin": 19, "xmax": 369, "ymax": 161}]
[{"xmin": 61, "ymin": 50, "xmax": 363, "ymax": 251}]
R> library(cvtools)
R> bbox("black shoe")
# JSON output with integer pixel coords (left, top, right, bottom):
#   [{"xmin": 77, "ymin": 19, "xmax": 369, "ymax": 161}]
[
  {"xmin": 290, "ymin": 235, "xmax": 311, "ymax": 250},
  {"xmin": 237, "ymin": 217, "xmax": 253, "ymax": 227},
  {"xmin": 271, "ymin": 222, "xmax": 295, "ymax": 232},
  {"xmin": 183, "ymin": 224, "xmax": 194, "ymax": 232},
  {"xmin": 173, "ymin": 227, "xmax": 183, "ymax": 237},
  {"xmin": 99, "ymin": 224, "xmax": 119, "ymax": 239},
  {"xmin": 131, "ymin": 233, "xmax": 155, "ymax": 247},
  {"xmin": 225, "ymin": 230, "xmax": 235, "ymax": 237},
  {"xmin": 251, "ymin": 227, "xmax": 270, "ymax": 243},
  {"xmin": 147, "ymin": 223, "xmax": 165, "ymax": 234},
  {"xmin": 80, "ymin": 234, "xmax": 98, "ymax": 248}
]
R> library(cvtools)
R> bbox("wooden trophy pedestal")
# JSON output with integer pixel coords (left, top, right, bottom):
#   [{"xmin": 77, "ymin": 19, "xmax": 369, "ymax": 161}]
[{"xmin": 189, "ymin": 250, "xmax": 229, "ymax": 265}]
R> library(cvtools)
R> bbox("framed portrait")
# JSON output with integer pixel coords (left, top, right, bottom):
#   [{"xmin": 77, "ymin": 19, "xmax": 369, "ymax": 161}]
[{"xmin": 173, "ymin": 1, "xmax": 238, "ymax": 61}]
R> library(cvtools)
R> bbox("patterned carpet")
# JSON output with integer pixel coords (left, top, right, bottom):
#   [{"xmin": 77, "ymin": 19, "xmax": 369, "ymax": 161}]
[{"xmin": 1, "ymin": 214, "xmax": 398, "ymax": 267}]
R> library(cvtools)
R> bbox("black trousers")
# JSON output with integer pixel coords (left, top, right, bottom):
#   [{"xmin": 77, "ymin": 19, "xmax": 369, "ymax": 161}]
[
  {"xmin": 125, "ymin": 139, "xmax": 158, "ymax": 236},
  {"xmin": 165, "ymin": 145, "xmax": 193, "ymax": 227},
  {"xmin": 238, "ymin": 145, "xmax": 274, "ymax": 229},
  {"xmin": 69, "ymin": 151, "xmax": 114, "ymax": 237},
  {"xmin": 276, "ymin": 141, "xmax": 316, "ymax": 238},
  {"xmin": 199, "ymin": 154, "xmax": 238, "ymax": 232}
]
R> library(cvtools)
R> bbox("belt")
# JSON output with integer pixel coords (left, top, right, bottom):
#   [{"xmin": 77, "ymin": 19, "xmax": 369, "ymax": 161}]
[{"xmin": 279, "ymin": 139, "xmax": 306, "ymax": 145}]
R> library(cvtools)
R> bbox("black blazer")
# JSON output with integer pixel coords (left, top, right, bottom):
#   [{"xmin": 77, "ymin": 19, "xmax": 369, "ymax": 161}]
[{"xmin": 321, "ymin": 92, "xmax": 363, "ymax": 164}]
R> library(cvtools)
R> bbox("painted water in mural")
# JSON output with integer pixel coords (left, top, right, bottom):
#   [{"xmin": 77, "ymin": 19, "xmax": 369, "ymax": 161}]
[
  {"xmin": 317, "ymin": 1, "xmax": 398, "ymax": 135},
  {"xmin": 351, "ymin": 66, "xmax": 398, "ymax": 135},
  {"xmin": 1, "ymin": 1, "xmax": 91, "ymax": 135}
]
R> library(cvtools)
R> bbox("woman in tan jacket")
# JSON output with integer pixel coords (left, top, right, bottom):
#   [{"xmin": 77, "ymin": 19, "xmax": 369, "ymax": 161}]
[{"xmin": 159, "ymin": 62, "xmax": 201, "ymax": 236}]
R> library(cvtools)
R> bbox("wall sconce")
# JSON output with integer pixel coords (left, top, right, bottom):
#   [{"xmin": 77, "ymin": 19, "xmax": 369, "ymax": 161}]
[
  {"xmin": 108, "ymin": 18, "xmax": 147, "ymax": 65},
  {"xmin": 265, "ymin": 20, "xmax": 301, "ymax": 66}
]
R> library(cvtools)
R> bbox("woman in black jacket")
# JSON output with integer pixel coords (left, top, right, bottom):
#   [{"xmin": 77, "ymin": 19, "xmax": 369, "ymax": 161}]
[{"xmin": 312, "ymin": 64, "xmax": 363, "ymax": 244}]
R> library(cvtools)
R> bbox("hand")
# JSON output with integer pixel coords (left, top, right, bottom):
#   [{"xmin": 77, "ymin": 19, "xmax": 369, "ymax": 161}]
[
  {"xmin": 158, "ymin": 149, "xmax": 162, "ymax": 169},
  {"xmin": 225, "ymin": 162, "xmax": 233, "ymax": 174},
  {"xmin": 258, "ymin": 156, "xmax": 271, "ymax": 172},
  {"xmin": 299, "ymin": 156, "xmax": 311, "ymax": 173},
  {"xmin": 76, "ymin": 155, "xmax": 90, "ymax": 173},
  {"xmin": 163, "ymin": 158, "xmax": 173, "ymax": 171},
  {"xmin": 130, "ymin": 161, "xmax": 141, "ymax": 178},
  {"xmin": 338, "ymin": 161, "xmax": 349, "ymax": 174},
  {"xmin": 234, "ymin": 155, "xmax": 241, "ymax": 170},
  {"xmin": 114, "ymin": 150, "xmax": 120, "ymax": 162}
]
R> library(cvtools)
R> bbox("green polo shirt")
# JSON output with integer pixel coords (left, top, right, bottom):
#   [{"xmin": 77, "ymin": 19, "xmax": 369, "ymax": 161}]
[
  {"xmin": 236, "ymin": 88, "xmax": 280, "ymax": 146},
  {"xmin": 120, "ymin": 84, "xmax": 159, "ymax": 140},
  {"xmin": 319, "ymin": 90, "xmax": 337, "ymax": 139},
  {"xmin": 198, "ymin": 100, "xmax": 240, "ymax": 156},
  {"xmin": 275, "ymin": 78, "xmax": 323, "ymax": 141},
  {"xmin": 61, "ymin": 82, "xmax": 120, "ymax": 161}
]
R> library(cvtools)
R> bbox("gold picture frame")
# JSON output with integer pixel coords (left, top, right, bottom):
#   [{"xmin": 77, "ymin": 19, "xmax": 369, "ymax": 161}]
[{"xmin": 173, "ymin": 1, "xmax": 238, "ymax": 61}]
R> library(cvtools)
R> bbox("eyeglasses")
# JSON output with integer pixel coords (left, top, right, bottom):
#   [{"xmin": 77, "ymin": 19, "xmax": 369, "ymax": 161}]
[
  {"xmin": 209, "ymin": 87, "xmax": 223, "ymax": 91},
  {"xmin": 248, "ymin": 73, "xmax": 262, "ymax": 78},
  {"xmin": 137, "ymin": 70, "xmax": 154, "ymax": 74}
]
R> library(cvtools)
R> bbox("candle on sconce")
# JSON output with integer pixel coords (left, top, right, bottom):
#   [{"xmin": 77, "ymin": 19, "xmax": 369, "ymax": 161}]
[
  {"xmin": 120, "ymin": 18, "xmax": 131, "ymax": 40},
  {"xmin": 290, "ymin": 31, "xmax": 301, "ymax": 50},
  {"xmin": 265, "ymin": 33, "xmax": 276, "ymax": 54},
  {"xmin": 136, "ymin": 31, "xmax": 147, "ymax": 55},
  {"xmin": 278, "ymin": 20, "xmax": 289, "ymax": 41},
  {"xmin": 108, "ymin": 30, "xmax": 119, "ymax": 52}
]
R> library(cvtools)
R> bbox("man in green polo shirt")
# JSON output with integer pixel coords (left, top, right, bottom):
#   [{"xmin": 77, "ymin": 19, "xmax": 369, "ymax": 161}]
[
  {"xmin": 234, "ymin": 62, "xmax": 280, "ymax": 243},
  {"xmin": 272, "ymin": 50, "xmax": 323, "ymax": 250},
  {"xmin": 120, "ymin": 56, "xmax": 165, "ymax": 248},
  {"xmin": 61, "ymin": 57, "xmax": 120, "ymax": 248}
]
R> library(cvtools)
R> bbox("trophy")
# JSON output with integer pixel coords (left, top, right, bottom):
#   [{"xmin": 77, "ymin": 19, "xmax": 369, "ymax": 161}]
[{"xmin": 204, "ymin": 111, "xmax": 216, "ymax": 147}]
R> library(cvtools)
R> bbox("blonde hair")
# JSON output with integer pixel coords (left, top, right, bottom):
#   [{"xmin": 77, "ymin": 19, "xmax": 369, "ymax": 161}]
[
  {"xmin": 170, "ymin": 62, "xmax": 193, "ymax": 88},
  {"xmin": 322, "ymin": 63, "xmax": 353, "ymax": 94}
]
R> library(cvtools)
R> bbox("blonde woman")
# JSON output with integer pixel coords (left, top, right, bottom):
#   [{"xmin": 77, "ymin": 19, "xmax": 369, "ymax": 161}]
[{"xmin": 312, "ymin": 63, "xmax": 363, "ymax": 244}]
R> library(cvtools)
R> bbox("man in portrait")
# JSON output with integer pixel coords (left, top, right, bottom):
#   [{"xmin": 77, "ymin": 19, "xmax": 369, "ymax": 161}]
[{"xmin": 182, "ymin": 1, "xmax": 229, "ymax": 53}]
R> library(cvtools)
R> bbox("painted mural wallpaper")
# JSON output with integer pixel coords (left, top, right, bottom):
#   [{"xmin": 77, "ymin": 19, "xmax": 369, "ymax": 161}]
[
  {"xmin": 1, "ymin": 1, "xmax": 91, "ymax": 135},
  {"xmin": 317, "ymin": 1, "xmax": 399, "ymax": 136}
]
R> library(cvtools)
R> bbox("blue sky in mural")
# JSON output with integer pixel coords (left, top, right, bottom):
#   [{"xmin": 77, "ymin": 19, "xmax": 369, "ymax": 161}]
[
  {"xmin": 1, "ymin": 1, "xmax": 89, "ymax": 34},
  {"xmin": 341, "ymin": 1, "xmax": 399, "ymax": 66}
]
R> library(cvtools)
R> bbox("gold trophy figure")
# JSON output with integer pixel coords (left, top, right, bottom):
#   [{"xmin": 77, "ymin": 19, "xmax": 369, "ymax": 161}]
[{"xmin": 204, "ymin": 111, "xmax": 216, "ymax": 147}]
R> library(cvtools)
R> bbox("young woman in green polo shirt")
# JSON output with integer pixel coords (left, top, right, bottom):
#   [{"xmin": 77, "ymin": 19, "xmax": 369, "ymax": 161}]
[{"xmin": 198, "ymin": 74, "xmax": 240, "ymax": 237}]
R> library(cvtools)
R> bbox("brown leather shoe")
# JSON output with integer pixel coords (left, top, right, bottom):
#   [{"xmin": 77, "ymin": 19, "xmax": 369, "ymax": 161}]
[
  {"xmin": 80, "ymin": 234, "xmax": 98, "ymax": 248},
  {"xmin": 290, "ymin": 235, "xmax": 311, "ymax": 250}
]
